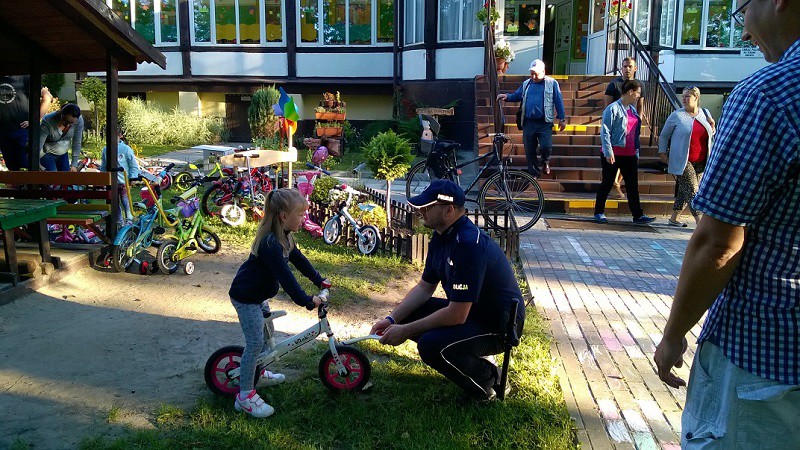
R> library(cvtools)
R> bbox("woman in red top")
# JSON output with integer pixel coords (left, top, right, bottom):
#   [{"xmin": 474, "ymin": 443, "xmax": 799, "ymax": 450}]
[{"xmin": 657, "ymin": 87, "xmax": 716, "ymax": 226}]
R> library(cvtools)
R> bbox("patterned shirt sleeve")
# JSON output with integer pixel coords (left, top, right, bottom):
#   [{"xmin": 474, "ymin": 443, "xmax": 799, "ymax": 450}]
[{"xmin": 693, "ymin": 86, "xmax": 800, "ymax": 226}]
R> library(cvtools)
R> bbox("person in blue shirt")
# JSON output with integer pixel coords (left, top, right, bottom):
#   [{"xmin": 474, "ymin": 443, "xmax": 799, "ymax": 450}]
[
  {"xmin": 228, "ymin": 188, "xmax": 331, "ymax": 418},
  {"xmin": 100, "ymin": 130, "xmax": 140, "ymax": 222},
  {"xmin": 654, "ymin": 1, "xmax": 800, "ymax": 446},
  {"xmin": 497, "ymin": 59, "xmax": 566, "ymax": 176},
  {"xmin": 371, "ymin": 180, "xmax": 525, "ymax": 402}
]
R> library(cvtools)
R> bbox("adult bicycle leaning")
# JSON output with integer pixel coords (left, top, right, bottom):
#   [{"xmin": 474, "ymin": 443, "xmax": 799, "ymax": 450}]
[{"xmin": 405, "ymin": 102, "xmax": 544, "ymax": 231}]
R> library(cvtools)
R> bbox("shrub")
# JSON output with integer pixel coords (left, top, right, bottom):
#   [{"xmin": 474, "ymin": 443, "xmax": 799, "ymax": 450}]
[
  {"xmin": 118, "ymin": 98, "xmax": 223, "ymax": 146},
  {"xmin": 248, "ymin": 86, "xmax": 280, "ymax": 141},
  {"xmin": 352, "ymin": 202, "xmax": 387, "ymax": 228},
  {"xmin": 79, "ymin": 77, "xmax": 106, "ymax": 135},
  {"xmin": 360, "ymin": 120, "xmax": 394, "ymax": 144},
  {"xmin": 396, "ymin": 116, "xmax": 422, "ymax": 142},
  {"xmin": 42, "ymin": 74, "xmax": 66, "ymax": 97},
  {"xmin": 310, "ymin": 175, "xmax": 339, "ymax": 204},
  {"xmin": 362, "ymin": 130, "xmax": 413, "ymax": 228}
]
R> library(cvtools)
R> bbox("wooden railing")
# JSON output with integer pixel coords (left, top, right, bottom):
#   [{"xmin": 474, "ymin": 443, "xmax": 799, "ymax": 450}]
[{"xmin": 605, "ymin": 17, "xmax": 681, "ymax": 145}]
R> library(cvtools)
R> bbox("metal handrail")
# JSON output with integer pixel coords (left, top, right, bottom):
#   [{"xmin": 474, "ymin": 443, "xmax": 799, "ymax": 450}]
[{"xmin": 605, "ymin": 17, "xmax": 681, "ymax": 145}]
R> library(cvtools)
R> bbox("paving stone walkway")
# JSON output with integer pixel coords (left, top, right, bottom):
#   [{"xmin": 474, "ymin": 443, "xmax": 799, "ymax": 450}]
[{"xmin": 520, "ymin": 223, "xmax": 702, "ymax": 449}]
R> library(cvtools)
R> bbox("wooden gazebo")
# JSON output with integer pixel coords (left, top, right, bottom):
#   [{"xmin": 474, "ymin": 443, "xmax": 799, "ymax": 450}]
[{"xmin": 0, "ymin": 0, "xmax": 166, "ymax": 234}]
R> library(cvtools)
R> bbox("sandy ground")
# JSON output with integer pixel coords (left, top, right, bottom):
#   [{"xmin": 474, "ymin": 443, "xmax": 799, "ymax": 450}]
[{"xmin": 0, "ymin": 247, "xmax": 413, "ymax": 449}]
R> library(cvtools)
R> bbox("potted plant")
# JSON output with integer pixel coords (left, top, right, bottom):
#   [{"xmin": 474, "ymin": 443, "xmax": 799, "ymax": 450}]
[
  {"xmin": 475, "ymin": 2, "xmax": 500, "ymax": 25},
  {"xmin": 315, "ymin": 106, "xmax": 326, "ymax": 120},
  {"xmin": 604, "ymin": 0, "xmax": 632, "ymax": 18},
  {"xmin": 494, "ymin": 39, "xmax": 515, "ymax": 75},
  {"xmin": 333, "ymin": 106, "xmax": 347, "ymax": 121},
  {"xmin": 323, "ymin": 92, "xmax": 336, "ymax": 108}
]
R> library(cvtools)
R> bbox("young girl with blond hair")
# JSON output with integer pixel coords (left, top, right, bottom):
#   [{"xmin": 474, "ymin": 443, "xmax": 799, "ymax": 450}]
[{"xmin": 228, "ymin": 188, "xmax": 330, "ymax": 418}]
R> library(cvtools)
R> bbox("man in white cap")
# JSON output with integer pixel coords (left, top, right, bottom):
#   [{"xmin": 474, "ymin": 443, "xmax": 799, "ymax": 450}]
[{"xmin": 497, "ymin": 59, "xmax": 566, "ymax": 176}]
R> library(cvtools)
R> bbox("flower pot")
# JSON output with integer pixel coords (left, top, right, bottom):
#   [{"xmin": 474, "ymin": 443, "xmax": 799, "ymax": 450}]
[
  {"xmin": 495, "ymin": 58, "xmax": 507, "ymax": 75},
  {"xmin": 324, "ymin": 100, "xmax": 335, "ymax": 108},
  {"xmin": 323, "ymin": 112, "xmax": 336, "ymax": 121},
  {"xmin": 315, "ymin": 112, "xmax": 325, "ymax": 120},
  {"xmin": 327, "ymin": 127, "xmax": 343, "ymax": 137},
  {"xmin": 334, "ymin": 113, "xmax": 346, "ymax": 121},
  {"xmin": 316, "ymin": 127, "xmax": 327, "ymax": 137}
]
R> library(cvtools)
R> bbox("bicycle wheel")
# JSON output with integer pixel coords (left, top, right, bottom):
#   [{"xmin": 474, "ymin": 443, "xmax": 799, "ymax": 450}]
[
  {"xmin": 156, "ymin": 239, "xmax": 180, "ymax": 274},
  {"xmin": 405, "ymin": 161, "xmax": 433, "ymax": 199},
  {"xmin": 112, "ymin": 227, "xmax": 137, "ymax": 272},
  {"xmin": 197, "ymin": 226, "xmax": 221, "ymax": 253},
  {"xmin": 159, "ymin": 173, "xmax": 172, "ymax": 190},
  {"xmin": 204, "ymin": 345, "xmax": 259, "ymax": 397},
  {"xmin": 220, "ymin": 203, "xmax": 246, "ymax": 227},
  {"xmin": 478, "ymin": 170, "xmax": 543, "ymax": 232},
  {"xmin": 318, "ymin": 345, "xmax": 371, "ymax": 392},
  {"xmin": 174, "ymin": 172, "xmax": 194, "ymax": 192},
  {"xmin": 356, "ymin": 225, "xmax": 381, "ymax": 256},
  {"xmin": 322, "ymin": 217, "xmax": 342, "ymax": 245},
  {"xmin": 201, "ymin": 184, "xmax": 229, "ymax": 217}
]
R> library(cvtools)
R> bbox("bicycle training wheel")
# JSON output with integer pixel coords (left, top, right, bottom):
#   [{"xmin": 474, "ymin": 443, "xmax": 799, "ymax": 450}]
[
  {"xmin": 156, "ymin": 239, "xmax": 180, "ymax": 274},
  {"xmin": 174, "ymin": 171, "xmax": 194, "ymax": 192},
  {"xmin": 220, "ymin": 203, "xmax": 247, "ymax": 227},
  {"xmin": 204, "ymin": 345, "xmax": 259, "ymax": 397},
  {"xmin": 319, "ymin": 345, "xmax": 371, "ymax": 392},
  {"xmin": 357, "ymin": 225, "xmax": 381, "ymax": 256},
  {"xmin": 405, "ymin": 161, "xmax": 433, "ymax": 199},
  {"xmin": 322, "ymin": 217, "xmax": 342, "ymax": 245},
  {"xmin": 478, "ymin": 170, "xmax": 543, "ymax": 232},
  {"xmin": 197, "ymin": 226, "xmax": 221, "ymax": 253},
  {"xmin": 112, "ymin": 227, "xmax": 138, "ymax": 272}
]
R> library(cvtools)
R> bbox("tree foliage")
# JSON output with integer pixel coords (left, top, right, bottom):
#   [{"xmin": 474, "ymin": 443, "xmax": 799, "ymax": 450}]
[
  {"xmin": 79, "ymin": 77, "xmax": 107, "ymax": 135},
  {"xmin": 248, "ymin": 85, "xmax": 281, "ymax": 142},
  {"xmin": 362, "ymin": 130, "xmax": 413, "ymax": 181}
]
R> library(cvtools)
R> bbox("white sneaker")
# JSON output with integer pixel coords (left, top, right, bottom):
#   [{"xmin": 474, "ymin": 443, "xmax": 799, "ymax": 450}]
[
  {"xmin": 258, "ymin": 369, "xmax": 286, "ymax": 387},
  {"xmin": 234, "ymin": 390, "xmax": 275, "ymax": 418}
]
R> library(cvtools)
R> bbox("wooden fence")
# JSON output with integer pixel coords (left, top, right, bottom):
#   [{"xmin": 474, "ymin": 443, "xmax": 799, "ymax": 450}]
[{"xmin": 308, "ymin": 187, "xmax": 520, "ymax": 264}]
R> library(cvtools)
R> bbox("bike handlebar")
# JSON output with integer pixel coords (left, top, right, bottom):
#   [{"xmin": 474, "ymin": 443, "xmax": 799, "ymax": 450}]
[
  {"xmin": 305, "ymin": 162, "xmax": 331, "ymax": 175},
  {"xmin": 306, "ymin": 288, "xmax": 331, "ymax": 310}
]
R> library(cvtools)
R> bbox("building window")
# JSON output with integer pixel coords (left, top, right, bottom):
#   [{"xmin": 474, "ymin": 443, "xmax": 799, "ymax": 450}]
[
  {"xmin": 677, "ymin": 0, "xmax": 744, "ymax": 49},
  {"xmin": 632, "ymin": 0, "xmax": 649, "ymax": 43},
  {"xmin": 659, "ymin": 0, "xmax": 677, "ymax": 46},
  {"xmin": 299, "ymin": 0, "xmax": 394, "ymax": 45},
  {"xmin": 501, "ymin": 0, "xmax": 541, "ymax": 37},
  {"xmin": 191, "ymin": 0, "xmax": 284, "ymax": 44},
  {"xmin": 109, "ymin": 0, "xmax": 179, "ymax": 45},
  {"xmin": 404, "ymin": 0, "xmax": 424, "ymax": 44},
  {"xmin": 439, "ymin": 0, "xmax": 482, "ymax": 42}
]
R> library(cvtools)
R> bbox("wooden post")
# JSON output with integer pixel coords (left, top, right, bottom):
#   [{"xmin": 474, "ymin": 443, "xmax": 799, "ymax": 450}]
[
  {"xmin": 28, "ymin": 62, "xmax": 42, "ymax": 171},
  {"xmin": 106, "ymin": 52, "xmax": 120, "ymax": 239}
]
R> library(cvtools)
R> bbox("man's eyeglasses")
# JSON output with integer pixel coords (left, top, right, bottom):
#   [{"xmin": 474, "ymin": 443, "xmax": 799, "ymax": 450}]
[{"xmin": 731, "ymin": 0, "xmax": 752, "ymax": 28}]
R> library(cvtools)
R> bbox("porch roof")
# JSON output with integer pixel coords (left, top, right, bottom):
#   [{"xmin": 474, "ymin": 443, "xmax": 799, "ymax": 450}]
[{"xmin": 0, "ymin": 0, "xmax": 166, "ymax": 75}]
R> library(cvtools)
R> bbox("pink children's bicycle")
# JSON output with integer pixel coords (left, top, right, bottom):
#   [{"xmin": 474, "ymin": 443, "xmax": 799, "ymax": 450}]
[{"xmin": 295, "ymin": 162, "xmax": 331, "ymax": 237}]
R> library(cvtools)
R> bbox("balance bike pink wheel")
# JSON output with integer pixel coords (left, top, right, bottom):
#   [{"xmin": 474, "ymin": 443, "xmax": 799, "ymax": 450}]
[
  {"xmin": 204, "ymin": 345, "xmax": 258, "ymax": 397},
  {"xmin": 318, "ymin": 345, "xmax": 371, "ymax": 392}
]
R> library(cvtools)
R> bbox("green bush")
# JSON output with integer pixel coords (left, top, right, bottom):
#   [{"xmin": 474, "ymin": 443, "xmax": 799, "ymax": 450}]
[
  {"xmin": 79, "ymin": 77, "xmax": 107, "ymax": 135},
  {"xmin": 396, "ymin": 116, "xmax": 422, "ymax": 141},
  {"xmin": 362, "ymin": 130, "xmax": 413, "ymax": 181},
  {"xmin": 310, "ymin": 175, "xmax": 339, "ymax": 204},
  {"xmin": 118, "ymin": 98, "xmax": 224, "ymax": 146},
  {"xmin": 352, "ymin": 202, "xmax": 387, "ymax": 228},
  {"xmin": 248, "ymin": 86, "xmax": 280, "ymax": 141}
]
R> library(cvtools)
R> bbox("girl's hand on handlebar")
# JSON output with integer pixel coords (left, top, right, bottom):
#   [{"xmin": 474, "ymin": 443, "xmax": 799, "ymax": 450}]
[
  {"xmin": 311, "ymin": 295, "xmax": 325, "ymax": 308},
  {"xmin": 321, "ymin": 278, "xmax": 332, "ymax": 289}
]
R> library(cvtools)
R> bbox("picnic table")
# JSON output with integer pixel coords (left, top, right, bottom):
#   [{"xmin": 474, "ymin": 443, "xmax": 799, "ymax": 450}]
[{"xmin": 0, "ymin": 198, "xmax": 65, "ymax": 285}]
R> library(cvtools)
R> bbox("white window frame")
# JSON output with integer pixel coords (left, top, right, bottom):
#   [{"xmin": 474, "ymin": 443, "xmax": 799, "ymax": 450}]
[
  {"xmin": 297, "ymin": 0, "xmax": 394, "ymax": 47},
  {"xmin": 437, "ymin": 0, "xmax": 483, "ymax": 43},
  {"xmin": 405, "ymin": 0, "xmax": 424, "ymax": 45},
  {"xmin": 676, "ymin": 0, "xmax": 744, "ymax": 49},
  {"xmin": 630, "ymin": 0, "xmax": 650, "ymax": 45},
  {"xmin": 659, "ymin": 0, "xmax": 678, "ymax": 47},
  {"xmin": 188, "ymin": 0, "xmax": 286, "ymax": 46},
  {"xmin": 107, "ymin": 0, "xmax": 180, "ymax": 46}
]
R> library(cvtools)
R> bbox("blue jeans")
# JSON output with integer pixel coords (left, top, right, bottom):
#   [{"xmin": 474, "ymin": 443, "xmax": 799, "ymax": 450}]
[
  {"xmin": 522, "ymin": 118, "xmax": 553, "ymax": 175},
  {"xmin": 0, "ymin": 128, "xmax": 29, "ymax": 171},
  {"xmin": 41, "ymin": 152, "xmax": 71, "ymax": 171}
]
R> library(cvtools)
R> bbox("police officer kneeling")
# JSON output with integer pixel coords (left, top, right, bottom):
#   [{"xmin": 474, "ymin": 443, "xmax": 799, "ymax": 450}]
[{"xmin": 370, "ymin": 180, "xmax": 525, "ymax": 402}]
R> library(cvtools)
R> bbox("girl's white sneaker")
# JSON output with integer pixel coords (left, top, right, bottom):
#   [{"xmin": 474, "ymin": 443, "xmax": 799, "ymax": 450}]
[
  {"xmin": 234, "ymin": 390, "xmax": 275, "ymax": 418},
  {"xmin": 259, "ymin": 369, "xmax": 286, "ymax": 386}
]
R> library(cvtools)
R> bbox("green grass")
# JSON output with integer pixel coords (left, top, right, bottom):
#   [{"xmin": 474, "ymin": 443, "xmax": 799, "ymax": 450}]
[{"xmin": 80, "ymin": 312, "xmax": 576, "ymax": 450}]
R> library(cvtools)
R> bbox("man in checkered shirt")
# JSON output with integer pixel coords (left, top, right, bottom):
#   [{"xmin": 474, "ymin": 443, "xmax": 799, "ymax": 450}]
[{"xmin": 654, "ymin": 0, "xmax": 800, "ymax": 447}]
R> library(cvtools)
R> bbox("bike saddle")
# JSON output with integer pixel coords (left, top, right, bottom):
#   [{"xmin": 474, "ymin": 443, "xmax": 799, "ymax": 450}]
[{"xmin": 434, "ymin": 140, "xmax": 461, "ymax": 154}]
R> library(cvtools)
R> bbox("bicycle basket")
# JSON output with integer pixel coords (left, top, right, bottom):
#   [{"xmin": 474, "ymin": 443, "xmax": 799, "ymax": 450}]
[
  {"xmin": 425, "ymin": 147, "xmax": 450, "ymax": 179},
  {"xmin": 178, "ymin": 197, "xmax": 200, "ymax": 218},
  {"xmin": 418, "ymin": 139, "xmax": 434, "ymax": 156}
]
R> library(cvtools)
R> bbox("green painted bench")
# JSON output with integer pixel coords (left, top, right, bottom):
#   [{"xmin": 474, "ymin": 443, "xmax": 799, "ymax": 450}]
[{"xmin": 0, "ymin": 198, "xmax": 65, "ymax": 285}]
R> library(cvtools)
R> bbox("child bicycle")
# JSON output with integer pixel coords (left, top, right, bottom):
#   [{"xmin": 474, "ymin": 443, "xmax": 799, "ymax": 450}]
[
  {"xmin": 322, "ymin": 184, "xmax": 381, "ymax": 256},
  {"xmin": 204, "ymin": 288, "xmax": 379, "ymax": 395}
]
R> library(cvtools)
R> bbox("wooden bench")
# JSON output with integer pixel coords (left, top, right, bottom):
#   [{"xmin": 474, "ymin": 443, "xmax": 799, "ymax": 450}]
[{"xmin": 0, "ymin": 171, "xmax": 114, "ymax": 244}]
